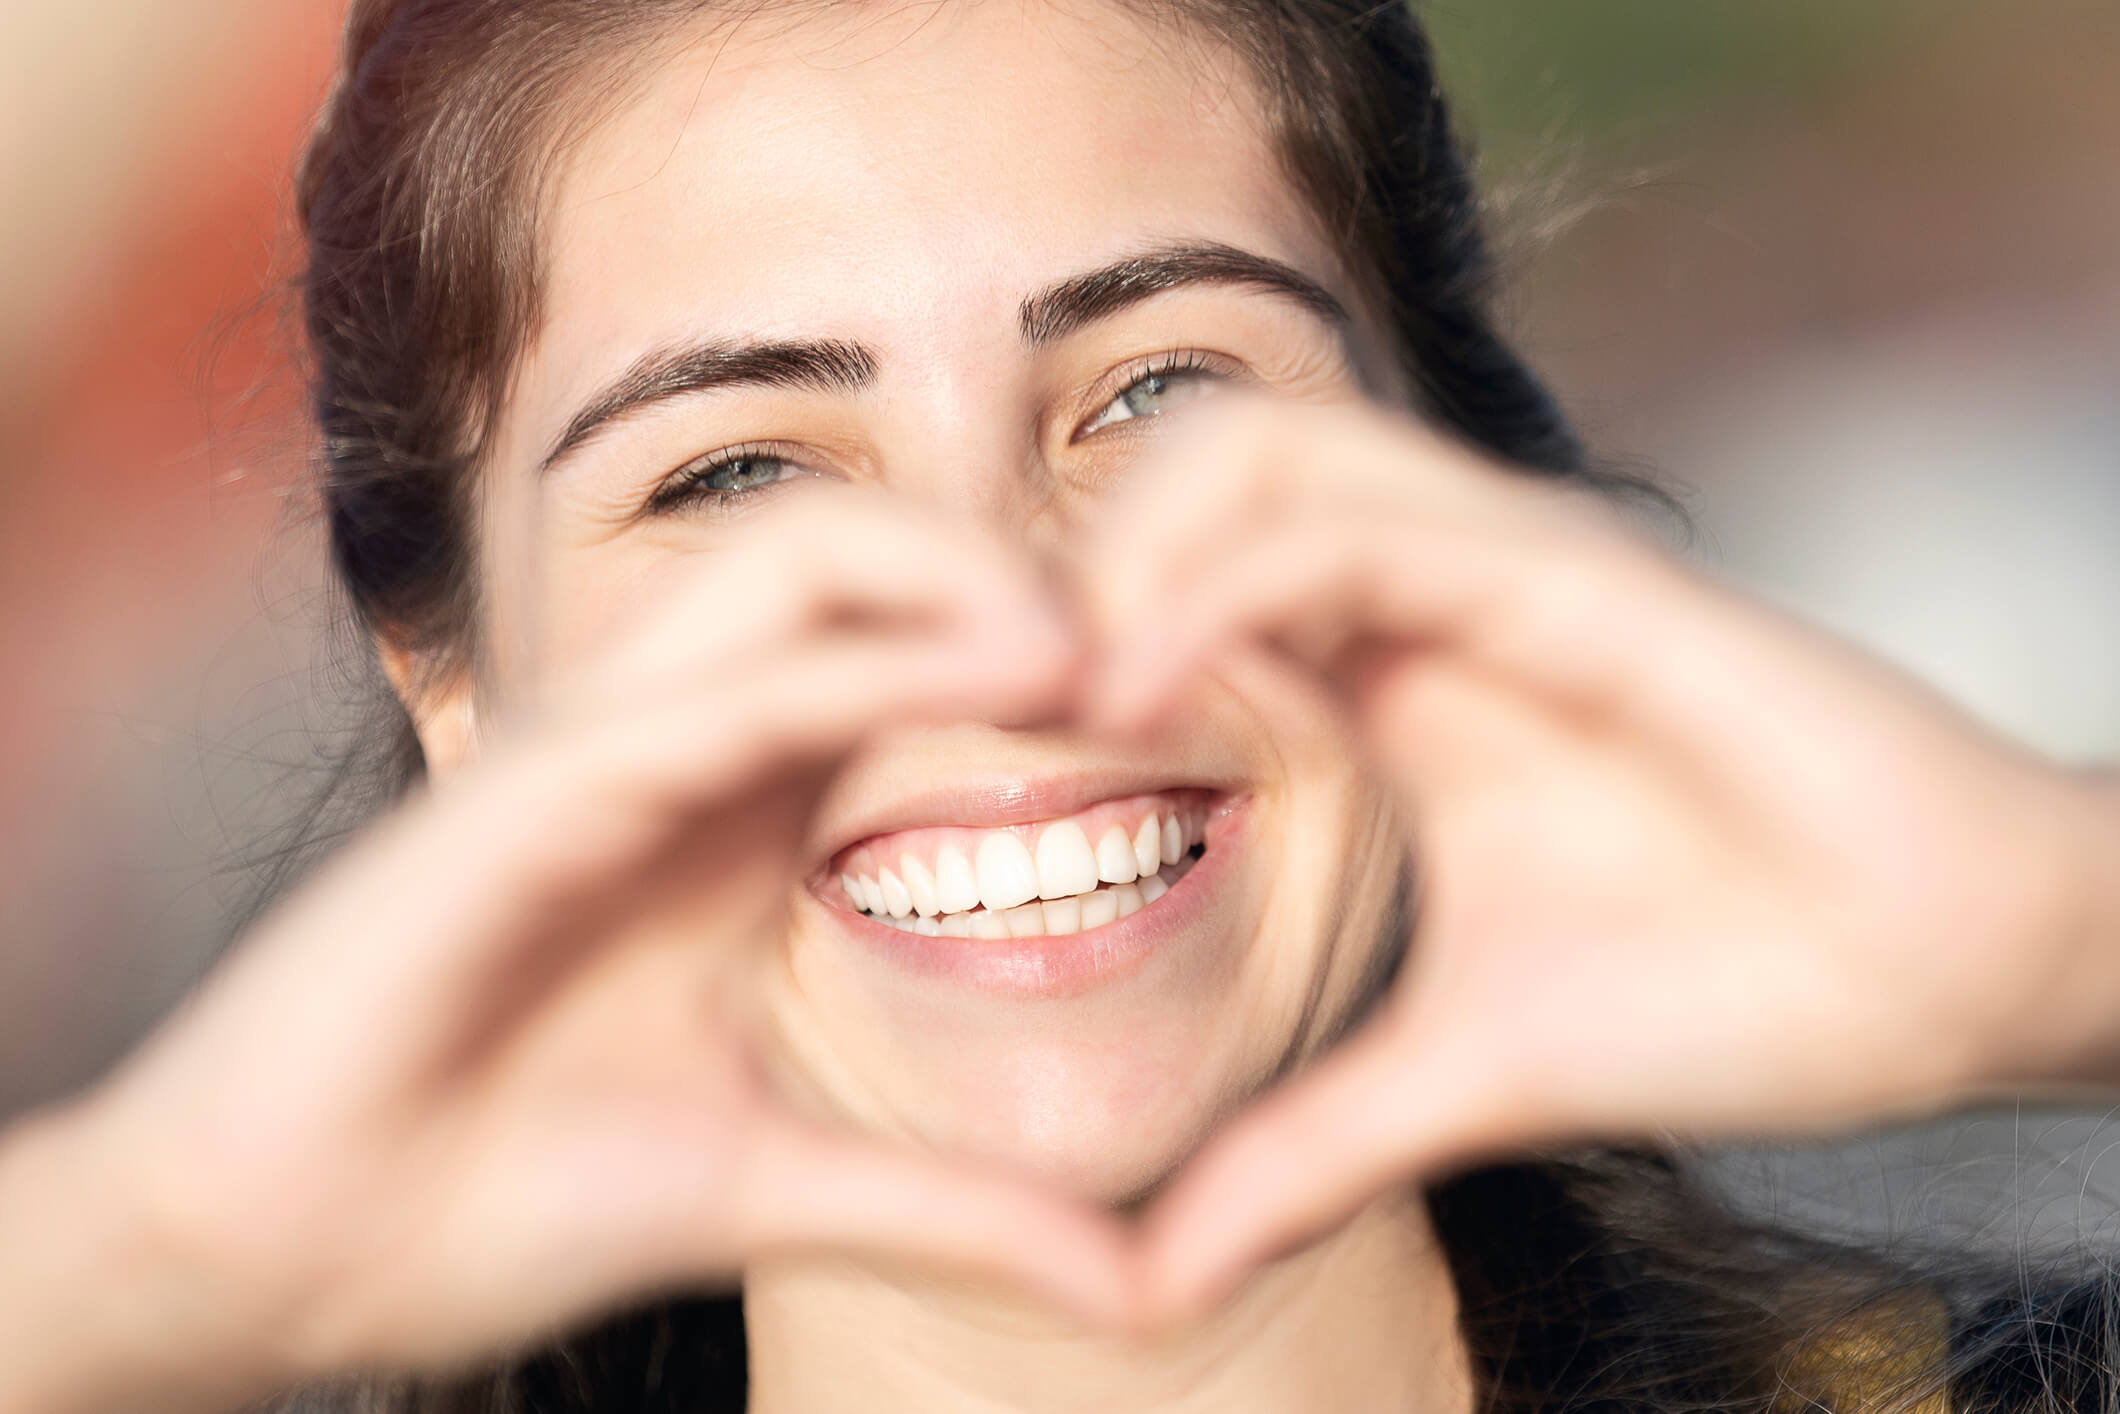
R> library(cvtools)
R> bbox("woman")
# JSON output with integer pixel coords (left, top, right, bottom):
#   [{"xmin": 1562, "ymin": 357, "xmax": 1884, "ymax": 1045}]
[{"xmin": 1, "ymin": 0, "xmax": 2115, "ymax": 1410}]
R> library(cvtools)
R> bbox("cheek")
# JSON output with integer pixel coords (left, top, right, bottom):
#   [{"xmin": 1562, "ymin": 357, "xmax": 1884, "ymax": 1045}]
[
  {"xmin": 493, "ymin": 531, "xmax": 704, "ymax": 697},
  {"xmin": 542, "ymin": 555, "xmax": 675, "ymax": 664},
  {"xmin": 755, "ymin": 667, "xmax": 1413, "ymax": 1201},
  {"xmin": 1208, "ymin": 652, "xmax": 1415, "ymax": 1055},
  {"xmin": 468, "ymin": 446, "xmax": 696, "ymax": 693}
]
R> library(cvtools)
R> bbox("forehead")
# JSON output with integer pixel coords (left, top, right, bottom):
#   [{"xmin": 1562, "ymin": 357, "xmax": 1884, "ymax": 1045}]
[{"xmin": 523, "ymin": 0, "xmax": 1337, "ymax": 411}]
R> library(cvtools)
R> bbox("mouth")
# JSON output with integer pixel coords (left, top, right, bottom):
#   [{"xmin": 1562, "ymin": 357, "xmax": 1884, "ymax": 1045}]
[{"xmin": 821, "ymin": 788, "xmax": 1218, "ymax": 937}]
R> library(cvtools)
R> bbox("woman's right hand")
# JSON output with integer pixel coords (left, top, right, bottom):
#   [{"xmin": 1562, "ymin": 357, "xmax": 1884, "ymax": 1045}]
[{"xmin": 0, "ymin": 489, "xmax": 1130, "ymax": 1414}]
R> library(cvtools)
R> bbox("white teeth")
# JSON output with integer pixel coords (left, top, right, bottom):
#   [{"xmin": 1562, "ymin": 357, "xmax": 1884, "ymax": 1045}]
[
  {"xmin": 976, "ymin": 832, "xmax": 1040, "ymax": 912},
  {"xmin": 900, "ymin": 853, "xmax": 939, "ymax": 918},
  {"xmin": 879, "ymin": 867, "xmax": 914, "ymax": 918},
  {"xmin": 1113, "ymin": 881, "xmax": 1144, "ymax": 917},
  {"xmin": 844, "ymin": 802, "xmax": 1205, "ymax": 936},
  {"xmin": 1133, "ymin": 816, "xmax": 1162, "ymax": 878},
  {"xmin": 1094, "ymin": 826, "xmax": 1138, "ymax": 884},
  {"xmin": 934, "ymin": 846, "xmax": 980, "ymax": 914},
  {"xmin": 1042, "ymin": 895, "xmax": 1082, "ymax": 935},
  {"xmin": 1035, "ymin": 821, "xmax": 1099, "ymax": 900}
]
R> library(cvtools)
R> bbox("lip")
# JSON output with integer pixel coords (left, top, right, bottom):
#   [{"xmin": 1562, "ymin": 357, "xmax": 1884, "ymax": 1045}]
[
  {"xmin": 809, "ymin": 796, "xmax": 1251, "ymax": 998},
  {"xmin": 807, "ymin": 765, "xmax": 1245, "ymax": 875}
]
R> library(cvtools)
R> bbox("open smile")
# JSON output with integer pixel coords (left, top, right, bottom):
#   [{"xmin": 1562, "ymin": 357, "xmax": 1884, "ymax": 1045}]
[
  {"xmin": 810, "ymin": 786, "xmax": 1248, "ymax": 994},
  {"xmin": 827, "ymin": 789, "xmax": 1215, "ymax": 937}
]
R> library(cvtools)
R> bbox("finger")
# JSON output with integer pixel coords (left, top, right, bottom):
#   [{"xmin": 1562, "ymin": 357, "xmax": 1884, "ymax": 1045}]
[
  {"xmin": 1075, "ymin": 397, "xmax": 1624, "ymax": 727},
  {"xmin": 1092, "ymin": 521, "xmax": 1409, "ymax": 730},
  {"xmin": 428, "ymin": 627, "xmax": 1075, "ymax": 975},
  {"xmin": 584, "ymin": 487, "xmax": 1074, "ymax": 706},
  {"xmin": 206, "ymin": 625, "xmax": 1076, "ymax": 1087},
  {"xmin": 1070, "ymin": 394, "xmax": 1301, "ymax": 661},
  {"xmin": 1074, "ymin": 393, "xmax": 1529, "ymax": 649},
  {"xmin": 574, "ymin": 625, "xmax": 1080, "ymax": 819},
  {"xmin": 1134, "ymin": 1016, "xmax": 1526, "ymax": 1324},
  {"xmin": 727, "ymin": 1118, "xmax": 1141, "ymax": 1329}
]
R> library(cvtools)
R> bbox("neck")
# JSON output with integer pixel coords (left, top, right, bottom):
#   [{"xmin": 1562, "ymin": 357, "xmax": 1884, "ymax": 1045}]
[{"xmin": 744, "ymin": 1190, "xmax": 1472, "ymax": 1414}]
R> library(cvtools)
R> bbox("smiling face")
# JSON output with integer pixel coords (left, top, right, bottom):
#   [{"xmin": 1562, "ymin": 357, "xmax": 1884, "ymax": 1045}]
[{"xmin": 466, "ymin": 0, "xmax": 1417, "ymax": 1201}]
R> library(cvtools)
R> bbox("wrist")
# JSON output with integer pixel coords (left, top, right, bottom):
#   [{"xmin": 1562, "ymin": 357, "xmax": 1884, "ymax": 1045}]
[
  {"xmin": 2079, "ymin": 769, "xmax": 2120, "ymax": 1062},
  {"xmin": 0, "ymin": 1100, "xmax": 285, "ymax": 1414},
  {"xmin": 2005, "ymin": 766, "xmax": 2120, "ymax": 1091}
]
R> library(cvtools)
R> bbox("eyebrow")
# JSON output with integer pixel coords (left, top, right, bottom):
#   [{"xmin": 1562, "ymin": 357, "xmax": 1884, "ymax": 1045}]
[
  {"xmin": 1018, "ymin": 240, "xmax": 1350, "ymax": 346},
  {"xmin": 540, "ymin": 242, "xmax": 1348, "ymax": 474},
  {"xmin": 540, "ymin": 338, "xmax": 877, "ymax": 474}
]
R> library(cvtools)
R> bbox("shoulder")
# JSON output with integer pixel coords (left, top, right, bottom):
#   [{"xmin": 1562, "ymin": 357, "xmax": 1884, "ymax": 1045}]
[
  {"xmin": 1951, "ymin": 1276, "xmax": 2118, "ymax": 1414},
  {"xmin": 1777, "ymin": 1288, "xmax": 1954, "ymax": 1414},
  {"xmin": 1775, "ymin": 1277, "xmax": 2120, "ymax": 1414}
]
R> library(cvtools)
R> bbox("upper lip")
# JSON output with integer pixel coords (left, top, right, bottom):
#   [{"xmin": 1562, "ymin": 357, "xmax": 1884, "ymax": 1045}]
[{"xmin": 807, "ymin": 764, "xmax": 1240, "ymax": 871}]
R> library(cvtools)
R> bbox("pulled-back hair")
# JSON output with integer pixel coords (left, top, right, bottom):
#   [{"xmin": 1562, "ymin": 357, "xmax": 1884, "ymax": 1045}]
[{"xmin": 275, "ymin": 1, "xmax": 2114, "ymax": 1409}]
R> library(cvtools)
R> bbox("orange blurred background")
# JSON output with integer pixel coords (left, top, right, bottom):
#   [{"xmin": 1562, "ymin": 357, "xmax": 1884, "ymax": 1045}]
[
  {"xmin": 2, "ymin": 1, "xmax": 341, "ymax": 1110},
  {"xmin": 3, "ymin": 3, "xmax": 2117, "ymax": 1252}
]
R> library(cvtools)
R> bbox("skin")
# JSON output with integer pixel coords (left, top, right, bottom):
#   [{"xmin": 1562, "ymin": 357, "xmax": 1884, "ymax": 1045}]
[
  {"xmin": 469, "ymin": 6, "xmax": 1452, "ymax": 1407},
  {"xmin": 488, "ymin": 0, "xmax": 1412, "ymax": 1205},
  {"xmin": 0, "ymin": 1, "xmax": 2115, "ymax": 1411},
  {"xmin": 1073, "ymin": 394, "xmax": 2120, "ymax": 1315}
]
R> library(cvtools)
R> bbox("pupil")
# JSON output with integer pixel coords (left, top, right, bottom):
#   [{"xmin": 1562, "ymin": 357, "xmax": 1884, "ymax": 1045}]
[
  {"xmin": 1127, "ymin": 374, "xmax": 1169, "ymax": 414},
  {"xmin": 710, "ymin": 458, "xmax": 771, "ymax": 491}
]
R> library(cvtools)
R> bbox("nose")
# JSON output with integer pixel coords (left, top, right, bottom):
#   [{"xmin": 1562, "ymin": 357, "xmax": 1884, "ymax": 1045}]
[{"xmin": 874, "ymin": 380, "xmax": 1080, "ymax": 553}]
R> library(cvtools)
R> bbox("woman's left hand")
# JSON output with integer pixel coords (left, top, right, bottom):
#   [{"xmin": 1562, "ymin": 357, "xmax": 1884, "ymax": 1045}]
[{"xmin": 1074, "ymin": 393, "xmax": 2120, "ymax": 1320}]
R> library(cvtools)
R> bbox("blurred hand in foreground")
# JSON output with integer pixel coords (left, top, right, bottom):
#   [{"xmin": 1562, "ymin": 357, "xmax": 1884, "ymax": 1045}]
[
  {"xmin": 1076, "ymin": 392, "xmax": 2120, "ymax": 1320},
  {"xmin": 0, "ymin": 491, "xmax": 1131, "ymax": 1414}
]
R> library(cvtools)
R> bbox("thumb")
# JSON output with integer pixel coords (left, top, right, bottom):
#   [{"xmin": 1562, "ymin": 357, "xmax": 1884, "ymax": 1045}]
[
  {"xmin": 1134, "ymin": 1009, "xmax": 1534, "ymax": 1324},
  {"xmin": 724, "ymin": 1117, "xmax": 1142, "ymax": 1330}
]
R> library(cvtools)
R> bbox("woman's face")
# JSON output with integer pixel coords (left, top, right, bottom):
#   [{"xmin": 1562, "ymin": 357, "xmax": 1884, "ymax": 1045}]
[{"xmin": 474, "ymin": 0, "xmax": 1414, "ymax": 1201}]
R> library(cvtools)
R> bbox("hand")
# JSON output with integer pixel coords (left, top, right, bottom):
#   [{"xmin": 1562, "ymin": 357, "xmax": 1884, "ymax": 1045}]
[
  {"xmin": 0, "ymin": 490, "xmax": 1131, "ymax": 1412},
  {"xmin": 1076, "ymin": 392, "xmax": 2120, "ymax": 1319}
]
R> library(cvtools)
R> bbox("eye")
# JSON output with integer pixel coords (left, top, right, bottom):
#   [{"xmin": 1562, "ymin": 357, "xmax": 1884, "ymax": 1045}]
[
  {"xmin": 1075, "ymin": 350, "xmax": 1235, "ymax": 440},
  {"xmin": 645, "ymin": 443, "xmax": 808, "ymax": 516}
]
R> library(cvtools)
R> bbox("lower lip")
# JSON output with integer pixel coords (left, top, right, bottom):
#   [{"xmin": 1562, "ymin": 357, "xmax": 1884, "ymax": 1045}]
[{"xmin": 818, "ymin": 798, "xmax": 1251, "ymax": 998}]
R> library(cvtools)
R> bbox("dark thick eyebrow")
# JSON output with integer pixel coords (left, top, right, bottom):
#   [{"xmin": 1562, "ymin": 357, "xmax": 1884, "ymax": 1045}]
[
  {"xmin": 540, "ymin": 337, "xmax": 877, "ymax": 474},
  {"xmin": 1018, "ymin": 241, "xmax": 1350, "ymax": 346}
]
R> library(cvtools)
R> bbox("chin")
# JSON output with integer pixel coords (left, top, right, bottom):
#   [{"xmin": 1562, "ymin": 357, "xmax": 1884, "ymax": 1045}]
[
  {"xmin": 764, "ymin": 781, "xmax": 1326, "ymax": 1201},
  {"xmin": 762, "ymin": 689, "xmax": 1406, "ymax": 1202}
]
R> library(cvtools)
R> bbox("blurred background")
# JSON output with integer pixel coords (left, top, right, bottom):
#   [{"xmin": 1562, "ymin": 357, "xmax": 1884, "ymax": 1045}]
[{"xmin": 3, "ymin": 1, "xmax": 2116, "ymax": 1254}]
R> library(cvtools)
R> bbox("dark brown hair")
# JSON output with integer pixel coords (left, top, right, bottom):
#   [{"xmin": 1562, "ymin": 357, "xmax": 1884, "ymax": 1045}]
[
  {"xmin": 275, "ymin": 1, "xmax": 2113, "ymax": 1409},
  {"xmin": 298, "ymin": 0, "xmax": 1633, "ymax": 691}
]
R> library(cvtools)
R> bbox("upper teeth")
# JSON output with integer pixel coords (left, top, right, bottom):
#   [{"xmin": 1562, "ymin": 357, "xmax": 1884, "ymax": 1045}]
[
  {"xmin": 833, "ymin": 800, "xmax": 1208, "ymax": 936},
  {"xmin": 1132, "ymin": 816, "xmax": 1161, "ymax": 877},
  {"xmin": 976, "ymin": 832, "xmax": 1040, "ymax": 911},
  {"xmin": 935, "ymin": 847, "xmax": 980, "ymax": 914},
  {"xmin": 1033, "ymin": 822, "xmax": 1098, "ymax": 901},
  {"xmin": 1095, "ymin": 826, "xmax": 1137, "ymax": 883}
]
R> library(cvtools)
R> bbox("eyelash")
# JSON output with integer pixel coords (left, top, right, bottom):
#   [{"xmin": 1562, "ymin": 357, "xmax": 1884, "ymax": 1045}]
[
  {"xmin": 643, "ymin": 348, "xmax": 1244, "ymax": 515},
  {"xmin": 1069, "ymin": 347, "xmax": 1239, "ymax": 443},
  {"xmin": 643, "ymin": 441, "xmax": 798, "ymax": 517}
]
